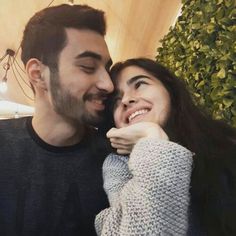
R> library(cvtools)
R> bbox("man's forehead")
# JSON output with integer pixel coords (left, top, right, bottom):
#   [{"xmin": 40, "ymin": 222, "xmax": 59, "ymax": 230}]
[{"xmin": 64, "ymin": 28, "xmax": 110, "ymax": 61}]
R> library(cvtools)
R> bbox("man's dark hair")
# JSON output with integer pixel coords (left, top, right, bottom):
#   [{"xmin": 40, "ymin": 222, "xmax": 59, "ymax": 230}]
[{"xmin": 21, "ymin": 4, "xmax": 106, "ymax": 67}]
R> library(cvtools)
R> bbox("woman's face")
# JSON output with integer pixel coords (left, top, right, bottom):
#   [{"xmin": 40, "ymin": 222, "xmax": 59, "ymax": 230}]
[{"xmin": 113, "ymin": 65, "xmax": 171, "ymax": 128}]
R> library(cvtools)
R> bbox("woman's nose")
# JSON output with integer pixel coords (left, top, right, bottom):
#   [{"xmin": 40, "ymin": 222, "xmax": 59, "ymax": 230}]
[{"xmin": 121, "ymin": 94, "xmax": 137, "ymax": 107}]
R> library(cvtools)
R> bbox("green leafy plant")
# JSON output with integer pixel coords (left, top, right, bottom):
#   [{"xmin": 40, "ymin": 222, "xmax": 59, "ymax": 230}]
[{"xmin": 156, "ymin": 0, "xmax": 236, "ymax": 127}]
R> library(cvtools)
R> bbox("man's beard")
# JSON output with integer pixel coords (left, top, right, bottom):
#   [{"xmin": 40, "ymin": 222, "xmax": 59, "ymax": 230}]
[{"xmin": 49, "ymin": 69, "xmax": 105, "ymax": 127}]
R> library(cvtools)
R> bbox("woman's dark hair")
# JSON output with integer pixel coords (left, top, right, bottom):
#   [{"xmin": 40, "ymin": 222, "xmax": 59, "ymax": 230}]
[
  {"xmin": 109, "ymin": 58, "xmax": 236, "ymax": 235},
  {"xmin": 110, "ymin": 58, "xmax": 236, "ymax": 154},
  {"xmin": 21, "ymin": 4, "xmax": 106, "ymax": 68}
]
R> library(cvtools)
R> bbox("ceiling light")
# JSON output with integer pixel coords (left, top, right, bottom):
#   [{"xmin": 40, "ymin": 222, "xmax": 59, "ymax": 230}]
[{"xmin": 0, "ymin": 77, "xmax": 7, "ymax": 93}]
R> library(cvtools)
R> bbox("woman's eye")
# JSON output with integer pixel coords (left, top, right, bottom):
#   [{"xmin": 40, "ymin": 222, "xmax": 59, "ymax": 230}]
[
  {"xmin": 134, "ymin": 80, "xmax": 148, "ymax": 89},
  {"xmin": 80, "ymin": 65, "xmax": 95, "ymax": 73}
]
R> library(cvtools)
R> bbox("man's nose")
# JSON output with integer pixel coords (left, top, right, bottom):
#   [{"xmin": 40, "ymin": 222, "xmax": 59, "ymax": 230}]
[{"xmin": 96, "ymin": 70, "xmax": 114, "ymax": 93}]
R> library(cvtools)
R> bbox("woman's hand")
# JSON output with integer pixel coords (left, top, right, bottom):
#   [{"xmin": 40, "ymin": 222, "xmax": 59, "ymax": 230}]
[{"xmin": 107, "ymin": 122, "xmax": 169, "ymax": 155}]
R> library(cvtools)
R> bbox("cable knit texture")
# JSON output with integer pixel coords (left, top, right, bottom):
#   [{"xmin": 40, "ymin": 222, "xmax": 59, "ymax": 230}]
[{"xmin": 95, "ymin": 137, "xmax": 193, "ymax": 236}]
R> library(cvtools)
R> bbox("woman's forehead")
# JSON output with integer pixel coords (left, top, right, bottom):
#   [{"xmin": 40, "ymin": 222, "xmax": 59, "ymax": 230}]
[{"xmin": 115, "ymin": 66, "xmax": 150, "ymax": 84}]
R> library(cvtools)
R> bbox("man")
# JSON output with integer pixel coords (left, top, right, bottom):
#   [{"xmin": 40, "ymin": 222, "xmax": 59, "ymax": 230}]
[{"xmin": 0, "ymin": 4, "xmax": 114, "ymax": 236}]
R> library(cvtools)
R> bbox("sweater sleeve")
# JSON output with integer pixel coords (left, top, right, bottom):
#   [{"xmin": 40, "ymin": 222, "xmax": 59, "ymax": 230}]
[
  {"xmin": 95, "ymin": 137, "xmax": 193, "ymax": 236},
  {"xmin": 102, "ymin": 154, "xmax": 132, "ymax": 206}
]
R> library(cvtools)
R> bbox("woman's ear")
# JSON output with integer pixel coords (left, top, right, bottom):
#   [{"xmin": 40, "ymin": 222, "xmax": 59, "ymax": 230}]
[{"xmin": 26, "ymin": 58, "xmax": 48, "ymax": 91}]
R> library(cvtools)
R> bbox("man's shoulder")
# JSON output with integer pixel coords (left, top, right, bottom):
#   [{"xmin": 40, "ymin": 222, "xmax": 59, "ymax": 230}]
[
  {"xmin": 0, "ymin": 117, "xmax": 30, "ymax": 134},
  {"xmin": 0, "ymin": 116, "xmax": 29, "ymax": 126}
]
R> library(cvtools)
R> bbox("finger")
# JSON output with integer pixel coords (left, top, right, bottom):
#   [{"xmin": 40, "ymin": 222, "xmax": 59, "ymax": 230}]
[
  {"xmin": 116, "ymin": 149, "xmax": 131, "ymax": 155},
  {"xmin": 110, "ymin": 138, "xmax": 133, "ymax": 145},
  {"xmin": 110, "ymin": 142, "xmax": 130, "ymax": 148},
  {"xmin": 107, "ymin": 127, "xmax": 128, "ymax": 138},
  {"xmin": 110, "ymin": 137, "xmax": 121, "ymax": 143},
  {"xmin": 106, "ymin": 128, "xmax": 119, "ymax": 138},
  {"xmin": 111, "ymin": 142, "xmax": 133, "ymax": 150}
]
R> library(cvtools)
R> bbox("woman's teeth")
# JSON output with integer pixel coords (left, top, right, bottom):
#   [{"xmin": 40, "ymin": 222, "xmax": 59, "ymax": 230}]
[{"xmin": 128, "ymin": 109, "xmax": 149, "ymax": 123}]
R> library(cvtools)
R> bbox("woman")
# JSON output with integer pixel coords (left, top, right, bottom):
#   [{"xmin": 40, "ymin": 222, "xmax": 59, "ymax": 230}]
[{"xmin": 95, "ymin": 58, "xmax": 236, "ymax": 236}]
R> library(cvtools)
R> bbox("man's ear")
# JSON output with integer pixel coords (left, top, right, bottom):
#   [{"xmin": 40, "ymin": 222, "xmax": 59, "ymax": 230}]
[{"xmin": 26, "ymin": 58, "xmax": 48, "ymax": 91}]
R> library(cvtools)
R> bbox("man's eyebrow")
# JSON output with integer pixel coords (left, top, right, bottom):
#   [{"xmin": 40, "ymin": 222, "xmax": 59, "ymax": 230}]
[
  {"xmin": 127, "ymin": 75, "xmax": 151, "ymax": 85},
  {"xmin": 75, "ymin": 51, "xmax": 113, "ymax": 69},
  {"xmin": 75, "ymin": 51, "xmax": 102, "ymax": 60}
]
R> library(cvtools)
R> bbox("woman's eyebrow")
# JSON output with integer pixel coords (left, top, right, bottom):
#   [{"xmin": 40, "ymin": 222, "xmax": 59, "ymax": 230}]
[
  {"xmin": 127, "ymin": 75, "xmax": 151, "ymax": 86},
  {"xmin": 114, "ymin": 75, "xmax": 151, "ymax": 97}
]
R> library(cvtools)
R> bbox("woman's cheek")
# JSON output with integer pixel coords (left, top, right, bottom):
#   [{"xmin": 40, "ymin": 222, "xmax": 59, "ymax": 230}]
[{"xmin": 113, "ymin": 110, "xmax": 121, "ymax": 128}]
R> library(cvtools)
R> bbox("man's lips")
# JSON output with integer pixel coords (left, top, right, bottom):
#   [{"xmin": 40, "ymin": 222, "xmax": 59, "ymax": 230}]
[
  {"xmin": 90, "ymin": 98, "xmax": 105, "ymax": 110},
  {"xmin": 85, "ymin": 93, "xmax": 108, "ymax": 110}
]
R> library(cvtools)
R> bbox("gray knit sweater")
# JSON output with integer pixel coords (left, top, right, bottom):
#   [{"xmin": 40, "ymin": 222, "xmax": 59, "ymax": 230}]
[{"xmin": 95, "ymin": 137, "xmax": 193, "ymax": 236}]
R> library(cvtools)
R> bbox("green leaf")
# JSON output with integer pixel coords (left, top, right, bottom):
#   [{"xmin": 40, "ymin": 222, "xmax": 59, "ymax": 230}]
[
  {"xmin": 217, "ymin": 68, "xmax": 226, "ymax": 79},
  {"xmin": 191, "ymin": 23, "xmax": 201, "ymax": 29},
  {"xmin": 223, "ymin": 98, "xmax": 234, "ymax": 108},
  {"xmin": 193, "ymin": 92, "xmax": 201, "ymax": 98},
  {"xmin": 225, "ymin": 0, "xmax": 234, "ymax": 7},
  {"xmin": 197, "ymin": 80, "xmax": 205, "ymax": 88},
  {"xmin": 206, "ymin": 23, "xmax": 216, "ymax": 34},
  {"xmin": 217, "ymin": 0, "xmax": 224, "ymax": 5},
  {"xmin": 231, "ymin": 107, "xmax": 236, "ymax": 116}
]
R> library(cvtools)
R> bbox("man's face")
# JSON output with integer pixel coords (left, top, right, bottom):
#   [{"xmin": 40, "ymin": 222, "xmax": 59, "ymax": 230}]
[{"xmin": 49, "ymin": 28, "xmax": 114, "ymax": 126}]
